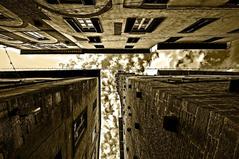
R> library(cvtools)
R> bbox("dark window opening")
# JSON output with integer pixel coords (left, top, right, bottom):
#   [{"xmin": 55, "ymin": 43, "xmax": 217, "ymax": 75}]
[
  {"xmin": 93, "ymin": 99, "xmax": 97, "ymax": 111},
  {"xmin": 125, "ymin": 45, "xmax": 134, "ymax": 49},
  {"xmin": 127, "ymin": 37, "xmax": 140, "ymax": 43},
  {"xmin": 128, "ymin": 84, "xmax": 132, "ymax": 89},
  {"xmin": 225, "ymin": 0, "xmax": 239, "ymax": 6},
  {"xmin": 82, "ymin": 0, "xmax": 95, "ymax": 5},
  {"xmin": 91, "ymin": 18, "xmax": 103, "ymax": 33},
  {"xmin": 157, "ymin": 42, "xmax": 227, "ymax": 49},
  {"xmin": 229, "ymin": 79, "xmax": 239, "ymax": 93},
  {"xmin": 126, "ymin": 147, "xmax": 129, "ymax": 152},
  {"xmin": 33, "ymin": 19, "xmax": 43, "ymax": 27},
  {"xmin": 135, "ymin": 123, "xmax": 140, "ymax": 129},
  {"xmin": 127, "ymin": 128, "xmax": 131, "ymax": 132},
  {"xmin": 163, "ymin": 116, "xmax": 179, "ymax": 133},
  {"xmin": 47, "ymin": 0, "xmax": 95, "ymax": 5},
  {"xmin": 144, "ymin": 0, "xmax": 169, "ymax": 4},
  {"xmin": 64, "ymin": 18, "xmax": 82, "ymax": 32},
  {"xmin": 55, "ymin": 150, "xmax": 62, "ymax": 159},
  {"xmin": 94, "ymin": 45, "xmax": 104, "ymax": 48},
  {"xmin": 136, "ymin": 92, "xmax": 142, "ymax": 98},
  {"xmin": 133, "ymin": 156, "xmax": 139, "ymax": 159},
  {"xmin": 125, "ymin": 17, "xmax": 165, "ymax": 33},
  {"xmin": 203, "ymin": 37, "xmax": 223, "ymax": 43},
  {"xmin": 164, "ymin": 37, "xmax": 182, "ymax": 43},
  {"xmin": 88, "ymin": 36, "xmax": 101, "ymax": 43},
  {"xmin": 179, "ymin": 18, "xmax": 219, "ymax": 33},
  {"xmin": 73, "ymin": 108, "xmax": 87, "ymax": 149},
  {"xmin": 228, "ymin": 28, "xmax": 239, "ymax": 33}
]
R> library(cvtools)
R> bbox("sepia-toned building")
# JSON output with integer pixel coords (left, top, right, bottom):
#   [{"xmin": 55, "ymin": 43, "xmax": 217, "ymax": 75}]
[
  {"xmin": 116, "ymin": 70, "xmax": 239, "ymax": 159},
  {"xmin": 0, "ymin": 70, "xmax": 101, "ymax": 159},
  {"xmin": 0, "ymin": 0, "xmax": 239, "ymax": 54}
]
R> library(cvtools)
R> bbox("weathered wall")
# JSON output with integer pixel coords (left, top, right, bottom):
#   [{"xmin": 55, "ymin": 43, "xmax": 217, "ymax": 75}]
[
  {"xmin": 0, "ymin": 77, "xmax": 99, "ymax": 159},
  {"xmin": 121, "ymin": 75, "xmax": 239, "ymax": 159},
  {"xmin": 0, "ymin": 0, "xmax": 239, "ymax": 50}
]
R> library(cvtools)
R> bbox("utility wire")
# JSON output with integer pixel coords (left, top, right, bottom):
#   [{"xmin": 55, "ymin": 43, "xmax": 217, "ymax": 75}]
[{"xmin": 4, "ymin": 47, "xmax": 22, "ymax": 80}]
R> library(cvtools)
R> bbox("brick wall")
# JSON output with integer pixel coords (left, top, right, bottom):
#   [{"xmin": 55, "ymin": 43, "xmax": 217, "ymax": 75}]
[
  {"xmin": 0, "ymin": 77, "xmax": 99, "ymax": 159},
  {"xmin": 121, "ymin": 75, "xmax": 239, "ymax": 159}
]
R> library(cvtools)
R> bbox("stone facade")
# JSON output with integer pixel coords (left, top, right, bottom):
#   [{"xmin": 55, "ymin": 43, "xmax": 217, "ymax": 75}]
[
  {"xmin": 0, "ymin": 0, "xmax": 239, "ymax": 53},
  {"xmin": 0, "ymin": 75, "xmax": 100, "ymax": 159},
  {"xmin": 117, "ymin": 71, "xmax": 239, "ymax": 159}
]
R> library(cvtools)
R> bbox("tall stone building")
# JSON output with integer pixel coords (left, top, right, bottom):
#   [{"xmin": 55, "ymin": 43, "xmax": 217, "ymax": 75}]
[
  {"xmin": 0, "ymin": 0, "xmax": 239, "ymax": 54},
  {"xmin": 116, "ymin": 70, "xmax": 239, "ymax": 159},
  {"xmin": 0, "ymin": 70, "xmax": 101, "ymax": 159}
]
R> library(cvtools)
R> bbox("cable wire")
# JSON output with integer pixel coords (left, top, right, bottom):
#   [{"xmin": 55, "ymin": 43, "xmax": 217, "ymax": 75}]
[{"xmin": 4, "ymin": 47, "xmax": 22, "ymax": 80}]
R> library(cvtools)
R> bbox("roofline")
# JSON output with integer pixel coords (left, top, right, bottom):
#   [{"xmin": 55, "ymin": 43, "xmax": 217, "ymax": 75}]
[
  {"xmin": 0, "ymin": 69, "xmax": 101, "ymax": 78},
  {"xmin": 20, "ymin": 49, "xmax": 151, "ymax": 54}
]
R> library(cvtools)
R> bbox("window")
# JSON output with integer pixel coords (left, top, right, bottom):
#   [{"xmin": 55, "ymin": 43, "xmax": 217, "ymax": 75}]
[
  {"xmin": 64, "ymin": 18, "xmax": 81, "ymax": 32},
  {"xmin": 77, "ymin": 18, "xmax": 95, "ymax": 32},
  {"xmin": 64, "ymin": 17, "xmax": 103, "ymax": 33},
  {"xmin": 0, "ymin": 33, "xmax": 14, "ymax": 40},
  {"xmin": 164, "ymin": 37, "xmax": 182, "ymax": 43},
  {"xmin": 125, "ymin": 45, "xmax": 134, "ymax": 49},
  {"xmin": 203, "ymin": 37, "xmax": 223, "ymax": 42},
  {"xmin": 179, "ymin": 18, "xmax": 219, "ymax": 33},
  {"xmin": 47, "ymin": 0, "xmax": 95, "ymax": 5},
  {"xmin": 128, "ymin": 84, "xmax": 132, "ymax": 89},
  {"xmin": 88, "ymin": 36, "xmax": 101, "ymax": 43},
  {"xmin": 132, "ymin": 18, "xmax": 152, "ymax": 32},
  {"xmin": 125, "ymin": 17, "xmax": 165, "ymax": 33},
  {"xmin": 225, "ymin": 0, "xmax": 239, "ymax": 6},
  {"xmin": 23, "ymin": 32, "xmax": 48, "ymax": 40},
  {"xmin": 73, "ymin": 108, "xmax": 87, "ymax": 149},
  {"xmin": 163, "ymin": 116, "xmax": 179, "ymax": 133},
  {"xmin": 55, "ymin": 150, "xmax": 62, "ymax": 159},
  {"xmin": 144, "ymin": 0, "xmax": 169, "ymax": 4},
  {"xmin": 94, "ymin": 45, "xmax": 104, "ymax": 48},
  {"xmin": 228, "ymin": 28, "xmax": 239, "ymax": 33},
  {"xmin": 114, "ymin": 22, "xmax": 122, "ymax": 35},
  {"xmin": 136, "ymin": 92, "xmax": 142, "ymax": 98},
  {"xmin": 93, "ymin": 99, "xmax": 97, "ymax": 111},
  {"xmin": 127, "ymin": 37, "xmax": 140, "ymax": 43}
]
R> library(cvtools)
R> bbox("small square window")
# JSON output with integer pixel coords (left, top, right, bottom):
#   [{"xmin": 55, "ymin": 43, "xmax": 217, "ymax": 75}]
[
  {"xmin": 95, "ymin": 45, "xmax": 104, "ymax": 48},
  {"xmin": 136, "ymin": 92, "xmax": 142, "ymax": 98},
  {"xmin": 127, "ymin": 37, "xmax": 140, "ymax": 43},
  {"xmin": 163, "ymin": 116, "xmax": 179, "ymax": 133},
  {"xmin": 128, "ymin": 84, "xmax": 132, "ymax": 89},
  {"xmin": 88, "ymin": 36, "xmax": 101, "ymax": 43},
  {"xmin": 125, "ymin": 45, "xmax": 134, "ymax": 49}
]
